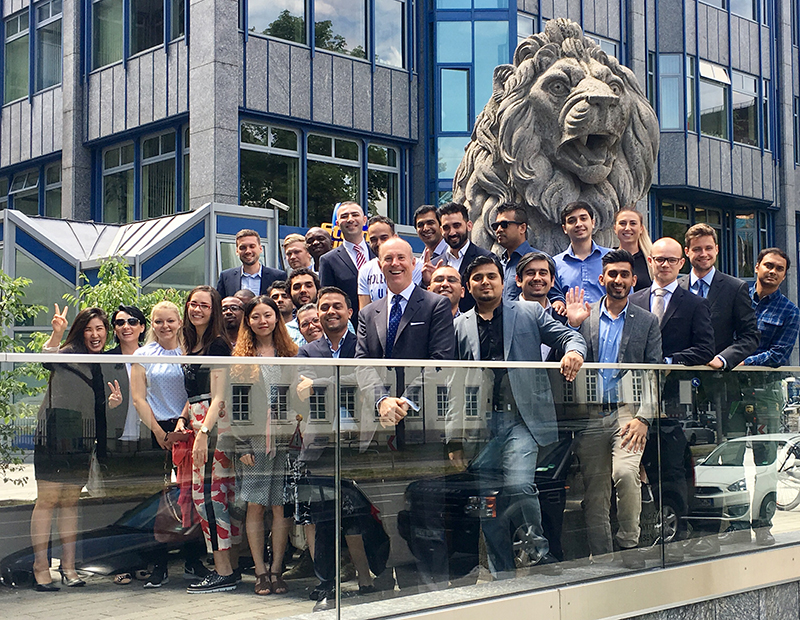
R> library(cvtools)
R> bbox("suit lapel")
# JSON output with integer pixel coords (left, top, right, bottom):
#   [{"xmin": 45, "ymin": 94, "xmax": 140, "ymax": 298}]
[
  {"xmin": 503, "ymin": 302, "xmax": 515, "ymax": 360},
  {"xmin": 374, "ymin": 298, "xmax": 387, "ymax": 354},
  {"xmin": 464, "ymin": 310, "xmax": 481, "ymax": 359},
  {"xmin": 661, "ymin": 286, "xmax": 681, "ymax": 325},
  {"xmin": 589, "ymin": 304, "xmax": 601, "ymax": 360},
  {"xmin": 394, "ymin": 287, "xmax": 422, "ymax": 345},
  {"xmin": 618, "ymin": 304, "xmax": 634, "ymax": 361},
  {"xmin": 338, "ymin": 245, "xmax": 358, "ymax": 278},
  {"xmin": 705, "ymin": 272, "xmax": 721, "ymax": 306}
]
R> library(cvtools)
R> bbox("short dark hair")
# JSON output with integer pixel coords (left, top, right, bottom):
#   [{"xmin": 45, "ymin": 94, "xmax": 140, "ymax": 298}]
[
  {"xmin": 756, "ymin": 247, "xmax": 791, "ymax": 272},
  {"xmin": 602, "ymin": 248, "xmax": 635, "ymax": 270},
  {"xmin": 234, "ymin": 288, "xmax": 257, "ymax": 302},
  {"xmin": 465, "ymin": 254, "xmax": 503, "ymax": 282},
  {"xmin": 438, "ymin": 202, "xmax": 470, "ymax": 222},
  {"xmin": 317, "ymin": 286, "xmax": 352, "ymax": 309},
  {"xmin": 516, "ymin": 252, "xmax": 556, "ymax": 280},
  {"xmin": 235, "ymin": 229, "xmax": 261, "ymax": 243},
  {"xmin": 267, "ymin": 281, "xmax": 288, "ymax": 295},
  {"xmin": 496, "ymin": 203, "xmax": 529, "ymax": 227},
  {"xmin": 368, "ymin": 215, "xmax": 395, "ymax": 233},
  {"xmin": 684, "ymin": 223, "xmax": 718, "ymax": 247},
  {"xmin": 561, "ymin": 201, "xmax": 595, "ymax": 225},
  {"xmin": 288, "ymin": 268, "xmax": 321, "ymax": 292},
  {"xmin": 111, "ymin": 304, "xmax": 147, "ymax": 344},
  {"xmin": 414, "ymin": 204, "xmax": 440, "ymax": 225}
]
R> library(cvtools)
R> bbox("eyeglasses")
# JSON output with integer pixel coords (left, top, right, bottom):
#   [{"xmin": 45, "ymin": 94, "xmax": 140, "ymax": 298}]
[
  {"xmin": 188, "ymin": 301, "xmax": 212, "ymax": 311},
  {"xmin": 113, "ymin": 318, "xmax": 141, "ymax": 327},
  {"xmin": 651, "ymin": 256, "xmax": 681, "ymax": 265},
  {"xmin": 222, "ymin": 305, "xmax": 243, "ymax": 313},
  {"xmin": 299, "ymin": 317, "xmax": 321, "ymax": 329},
  {"xmin": 490, "ymin": 220, "xmax": 524, "ymax": 231}
]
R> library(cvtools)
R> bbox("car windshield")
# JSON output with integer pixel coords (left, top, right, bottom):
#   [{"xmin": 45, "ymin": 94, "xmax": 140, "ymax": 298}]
[{"xmin": 702, "ymin": 440, "xmax": 782, "ymax": 467}]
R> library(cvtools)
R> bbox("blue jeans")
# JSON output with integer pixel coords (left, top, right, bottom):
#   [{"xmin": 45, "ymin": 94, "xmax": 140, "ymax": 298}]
[{"xmin": 471, "ymin": 410, "xmax": 548, "ymax": 577}]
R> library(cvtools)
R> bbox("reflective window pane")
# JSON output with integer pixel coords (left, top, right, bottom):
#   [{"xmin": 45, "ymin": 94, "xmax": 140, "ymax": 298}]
[
  {"xmin": 437, "ymin": 0, "xmax": 470, "ymax": 6},
  {"xmin": 14, "ymin": 249, "xmax": 73, "ymax": 326},
  {"xmin": 142, "ymin": 158, "xmax": 176, "ymax": 219},
  {"xmin": 730, "ymin": 0, "xmax": 755, "ymax": 20},
  {"xmin": 441, "ymin": 69, "xmax": 469, "ymax": 132},
  {"xmin": 308, "ymin": 134, "xmax": 333, "ymax": 156},
  {"xmin": 248, "ymin": 0, "xmax": 305, "ymax": 44},
  {"xmin": 171, "ymin": 0, "xmax": 185, "ymax": 39},
  {"xmin": 36, "ymin": 2, "xmax": 62, "ymax": 91},
  {"xmin": 437, "ymin": 136, "xmax": 469, "ymax": 179},
  {"xmin": 473, "ymin": 21, "xmax": 509, "ymax": 115},
  {"xmin": 93, "ymin": 0, "xmax": 123, "ymax": 69},
  {"xmin": 700, "ymin": 79, "xmax": 728, "ymax": 139},
  {"xmin": 314, "ymin": 0, "xmax": 366, "ymax": 59},
  {"xmin": 437, "ymin": 21, "xmax": 471, "ymax": 63},
  {"xmin": 142, "ymin": 243, "xmax": 204, "ymax": 292},
  {"xmin": 375, "ymin": 0, "xmax": 404, "ymax": 68},
  {"xmin": 4, "ymin": 12, "xmax": 29, "ymax": 103},
  {"xmin": 239, "ymin": 149, "xmax": 300, "ymax": 226},
  {"xmin": 103, "ymin": 168, "xmax": 134, "ymax": 223},
  {"xmin": 130, "ymin": 0, "xmax": 164, "ymax": 55},
  {"xmin": 307, "ymin": 160, "xmax": 359, "ymax": 227},
  {"xmin": 334, "ymin": 139, "xmax": 360, "ymax": 162},
  {"xmin": 736, "ymin": 212, "xmax": 755, "ymax": 278},
  {"xmin": 367, "ymin": 168, "xmax": 399, "ymax": 220}
]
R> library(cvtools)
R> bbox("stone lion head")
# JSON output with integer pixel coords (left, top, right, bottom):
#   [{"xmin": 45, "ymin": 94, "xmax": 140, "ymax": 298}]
[{"xmin": 453, "ymin": 19, "xmax": 659, "ymax": 255}]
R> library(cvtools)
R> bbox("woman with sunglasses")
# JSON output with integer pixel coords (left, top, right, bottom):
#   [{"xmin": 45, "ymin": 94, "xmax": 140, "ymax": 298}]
[
  {"xmin": 180, "ymin": 286, "xmax": 239, "ymax": 594},
  {"xmin": 130, "ymin": 301, "xmax": 208, "ymax": 587},
  {"xmin": 106, "ymin": 305, "xmax": 147, "ymax": 444},
  {"xmin": 231, "ymin": 296, "xmax": 298, "ymax": 595},
  {"xmin": 613, "ymin": 208, "xmax": 653, "ymax": 291},
  {"xmin": 32, "ymin": 305, "xmax": 120, "ymax": 591}
]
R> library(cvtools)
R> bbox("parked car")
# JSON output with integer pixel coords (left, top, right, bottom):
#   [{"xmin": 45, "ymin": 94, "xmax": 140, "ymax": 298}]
[
  {"xmin": 688, "ymin": 434, "xmax": 800, "ymax": 529},
  {"xmin": 680, "ymin": 420, "xmax": 715, "ymax": 446}
]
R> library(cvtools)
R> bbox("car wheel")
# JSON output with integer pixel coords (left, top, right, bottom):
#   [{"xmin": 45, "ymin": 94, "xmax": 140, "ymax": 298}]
[
  {"xmin": 511, "ymin": 523, "xmax": 539, "ymax": 569},
  {"xmin": 760, "ymin": 494, "xmax": 777, "ymax": 522},
  {"xmin": 657, "ymin": 501, "xmax": 680, "ymax": 545}
]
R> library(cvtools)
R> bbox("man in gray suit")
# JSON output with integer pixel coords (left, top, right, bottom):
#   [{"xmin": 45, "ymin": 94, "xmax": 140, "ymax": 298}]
[
  {"xmin": 453, "ymin": 254, "xmax": 586, "ymax": 577},
  {"xmin": 566, "ymin": 249, "xmax": 662, "ymax": 568}
]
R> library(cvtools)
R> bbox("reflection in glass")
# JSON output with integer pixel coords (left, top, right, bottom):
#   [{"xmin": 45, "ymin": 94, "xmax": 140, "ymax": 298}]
[
  {"xmin": 314, "ymin": 0, "xmax": 367, "ymax": 59},
  {"xmin": 36, "ymin": 1, "xmax": 62, "ymax": 91},
  {"xmin": 473, "ymin": 21, "xmax": 509, "ymax": 114},
  {"xmin": 437, "ymin": 21, "xmax": 471, "ymax": 63},
  {"xmin": 4, "ymin": 12, "xmax": 29, "ymax": 103},
  {"xmin": 440, "ymin": 69, "xmax": 469, "ymax": 132},
  {"xmin": 736, "ymin": 212, "xmax": 755, "ymax": 278},
  {"xmin": 248, "ymin": 0, "xmax": 305, "ymax": 44},
  {"xmin": 437, "ymin": 136, "xmax": 469, "ymax": 178},
  {"xmin": 732, "ymin": 71, "xmax": 758, "ymax": 146},
  {"xmin": 14, "ymin": 249, "xmax": 74, "ymax": 326},
  {"xmin": 142, "ymin": 243, "xmax": 204, "ymax": 292},
  {"xmin": 659, "ymin": 54, "xmax": 682, "ymax": 131},
  {"xmin": 130, "ymin": 0, "xmax": 164, "ymax": 55},
  {"xmin": 239, "ymin": 149, "xmax": 300, "ymax": 226},
  {"xmin": 700, "ymin": 79, "xmax": 728, "ymax": 139},
  {"xmin": 93, "ymin": 0, "xmax": 123, "ymax": 69},
  {"xmin": 375, "ymin": 0, "xmax": 404, "ymax": 68},
  {"xmin": 307, "ymin": 160, "xmax": 360, "ymax": 227}
]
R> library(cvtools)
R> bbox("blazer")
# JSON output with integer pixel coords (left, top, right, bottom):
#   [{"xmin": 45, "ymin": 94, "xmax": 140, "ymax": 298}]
[
  {"xmin": 216, "ymin": 264, "xmax": 287, "ymax": 299},
  {"xmin": 454, "ymin": 301, "xmax": 587, "ymax": 446},
  {"xmin": 629, "ymin": 285, "xmax": 715, "ymax": 366},
  {"xmin": 678, "ymin": 271, "xmax": 759, "ymax": 367},
  {"xmin": 319, "ymin": 243, "xmax": 375, "ymax": 327},
  {"xmin": 296, "ymin": 331, "xmax": 357, "ymax": 359},
  {"xmin": 453, "ymin": 242, "xmax": 493, "ymax": 313}
]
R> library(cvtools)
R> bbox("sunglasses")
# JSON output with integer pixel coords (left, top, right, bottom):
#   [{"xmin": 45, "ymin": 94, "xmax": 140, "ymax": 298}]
[
  {"xmin": 113, "ymin": 318, "xmax": 141, "ymax": 327},
  {"xmin": 490, "ymin": 220, "xmax": 523, "ymax": 231}
]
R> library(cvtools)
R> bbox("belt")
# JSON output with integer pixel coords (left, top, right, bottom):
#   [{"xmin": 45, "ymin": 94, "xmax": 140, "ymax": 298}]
[{"xmin": 188, "ymin": 393, "xmax": 211, "ymax": 404}]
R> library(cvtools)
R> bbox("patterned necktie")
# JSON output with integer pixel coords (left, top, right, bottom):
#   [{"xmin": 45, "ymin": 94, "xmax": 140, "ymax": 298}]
[
  {"xmin": 354, "ymin": 245, "xmax": 366, "ymax": 270},
  {"xmin": 385, "ymin": 295, "xmax": 403, "ymax": 358},
  {"xmin": 693, "ymin": 279, "xmax": 707, "ymax": 298},
  {"xmin": 652, "ymin": 287, "xmax": 667, "ymax": 322}
]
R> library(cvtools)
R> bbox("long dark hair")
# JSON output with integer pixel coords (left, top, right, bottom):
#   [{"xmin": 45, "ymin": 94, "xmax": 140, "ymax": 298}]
[
  {"xmin": 233, "ymin": 296, "xmax": 298, "ymax": 358},
  {"xmin": 61, "ymin": 307, "xmax": 110, "ymax": 353},
  {"xmin": 183, "ymin": 285, "xmax": 225, "ymax": 354},
  {"xmin": 110, "ymin": 304, "xmax": 147, "ymax": 344}
]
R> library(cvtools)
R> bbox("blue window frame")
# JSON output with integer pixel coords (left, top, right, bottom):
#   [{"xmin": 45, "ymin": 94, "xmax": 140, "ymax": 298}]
[{"xmin": 0, "ymin": 160, "xmax": 62, "ymax": 217}]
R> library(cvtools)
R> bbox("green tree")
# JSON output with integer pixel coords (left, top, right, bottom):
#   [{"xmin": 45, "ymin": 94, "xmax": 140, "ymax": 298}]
[
  {"xmin": 0, "ymin": 273, "xmax": 48, "ymax": 484},
  {"xmin": 262, "ymin": 9, "xmax": 305, "ymax": 44}
]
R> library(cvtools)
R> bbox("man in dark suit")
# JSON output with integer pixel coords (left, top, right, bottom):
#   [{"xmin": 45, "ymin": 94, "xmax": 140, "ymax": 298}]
[
  {"xmin": 437, "ymin": 202, "xmax": 492, "ymax": 313},
  {"xmin": 216, "ymin": 229, "xmax": 286, "ymax": 298},
  {"xmin": 319, "ymin": 202, "xmax": 375, "ymax": 327},
  {"xmin": 297, "ymin": 287, "xmax": 356, "ymax": 359},
  {"xmin": 515, "ymin": 252, "xmax": 569, "ymax": 360},
  {"xmin": 567, "ymin": 249, "xmax": 662, "ymax": 568},
  {"xmin": 629, "ymin": 237, "xmax": 715, "ymax": 366},
  {"xmin": 453, "ymin": 254, "xmax": 585, "ymax": 577},
  {"xmin": 679, "ymin": 223, "xmax": 759, "ymax": 369},
  {"xmin": 414, "ymin": 204, "xmax": 448, "ymax": 287}
]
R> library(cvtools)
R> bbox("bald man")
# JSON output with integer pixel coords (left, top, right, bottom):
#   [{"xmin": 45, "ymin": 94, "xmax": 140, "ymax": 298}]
[{"xmin": 629, "ymin": 237, "xmax": 715, "ymax": 365}]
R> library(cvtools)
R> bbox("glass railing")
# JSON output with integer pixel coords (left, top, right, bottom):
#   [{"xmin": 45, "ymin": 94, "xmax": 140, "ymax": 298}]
[{"xmin": 2, "ymin": 354, "xmax": 799, "ymax": 617}]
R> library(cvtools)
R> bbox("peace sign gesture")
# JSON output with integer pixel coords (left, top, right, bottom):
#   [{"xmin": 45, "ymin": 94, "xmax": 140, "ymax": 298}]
[
  {"xmin": 107, "ymin": 380, "xmax": 123, "ymax": 409},
  {"xmin": 51, "ymin": 303, "xmax": 69, "ymax": 338}
]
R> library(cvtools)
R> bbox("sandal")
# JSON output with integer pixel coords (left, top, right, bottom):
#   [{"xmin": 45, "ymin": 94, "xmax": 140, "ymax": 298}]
[
  {"xmin": 114, "ymin": 573, "xmax": 133, "ymax": 585},
  {"xmin": 271, "ymin": 573, "xmax": 289, "ymax": 595},
  {"xmin": 255, "ymin": 572, "xmax": 272, "ymax": 596}
]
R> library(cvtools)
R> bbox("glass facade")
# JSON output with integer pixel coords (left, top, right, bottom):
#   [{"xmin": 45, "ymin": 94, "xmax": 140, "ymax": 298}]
[
  {"xmin": 102, "ymin": 143, "xmax": 135, "ymax": 223},
  {"xmin": 4, "ymin": 10, "xmax": 30, "ymax": 103}
]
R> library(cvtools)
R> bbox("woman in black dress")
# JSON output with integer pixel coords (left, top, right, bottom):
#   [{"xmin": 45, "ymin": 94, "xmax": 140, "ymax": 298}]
[
  {"xmin": 614, "ymin": 208, "xmax": 653, "ymax": 291},
  {"xmin": 32, "ymin": 305, "xmax": 122, "ymax": 591}
]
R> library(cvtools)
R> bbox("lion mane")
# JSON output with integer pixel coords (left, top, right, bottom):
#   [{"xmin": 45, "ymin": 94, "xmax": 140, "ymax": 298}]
[{"xmin": 453, "ymin": 19, "xmax": 659, "ymax": 255}]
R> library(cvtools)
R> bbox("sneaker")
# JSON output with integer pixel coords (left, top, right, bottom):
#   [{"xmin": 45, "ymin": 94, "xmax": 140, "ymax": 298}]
[
  {"xmin": 143, "ymin": 565, "xmax": 168, "ymax": 589},
  {"xmin": 183, "ymin": 561, "xmax": 211, "ymax": 581},
  {"xmin": 186, "ymin": 571, "xmax": 238, "ymax": 594}
]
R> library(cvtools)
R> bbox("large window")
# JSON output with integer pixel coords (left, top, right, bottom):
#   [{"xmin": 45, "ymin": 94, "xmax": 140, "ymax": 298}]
[
  {"xmin": 44, "ymin": 163, "xmax": 61, "ymax": 218},
  {"xmin": 9, "ymin": 170, "xmax": 39, "ymax": 216},
  {"xmin": 92, "ymin": 0, "xmax": 123, "ymax": 69},
  {"xmin": 313, "ymin": 0, "xmax": 366, "ymax": 58},
  {"xmin": 4, "ymin": 10, "xmax": 30, "ymax": 103},
  {"xmin": 239, "ymin": 121, "xmax": 301, "ymax": 226},
  {"xmin": 659, "ymin": 55, "xmax": 683, "ymax": 131},
  {"xmin": 36, "ymin": 0, "xmax": 62, "ymax": 91},
  {"xmin": 730, "ymin": 0, "xmax": 756, "ymax": 20},
  {"xmin": 142, "ymin": 242, "xmax": 204, "ymax": 292},
  {"xmin": 307, "ymin": 133, "xmax": 360, "ymax": 226},
  {"xmin": 699, "ymin": 60, "xmax": 730, "ymax": 139},
  {"xmin": 440, "ymin": 68, "xmax": 469, "ymax": 132},
  {"xmin": 732, "ymin": 71, "xmax": 758, "ymax": 146},
  {"xmin": 15, "ymin": 249, "xmax": 74, "ymax": 328},
  {"xmin": 367, "ymin": 144, "xmax": 400, "ymax": 220},
  {"xmin": 102, "ymin": 143, "xmax": 135, "ymax": 223},
  {"xmin": 375, "ymin": 0, "xmax": 404, "ymax": 67},
  {"xmin": 131, "ymin": 0, "xmax": 164, "ymax": 55},
  {"xmin": 141, "ymin": 130, "xmax": 177, "ymax": 218},
  {"xmin": 247, "ymin": 0, "xmax": 305, "ymax": 43}
]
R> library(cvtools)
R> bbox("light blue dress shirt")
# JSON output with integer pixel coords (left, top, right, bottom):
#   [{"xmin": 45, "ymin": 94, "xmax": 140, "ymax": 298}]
[
  {"xmin": 598, "ymin": 300, "xmax": 628, "ymax": 405},
  {"xmin": 553, "ymin": 242, "xmax": 611, "ymax": 304}
]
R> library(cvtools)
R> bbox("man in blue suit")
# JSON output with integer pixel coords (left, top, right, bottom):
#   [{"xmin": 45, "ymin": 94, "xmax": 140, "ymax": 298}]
[
  {"xmin": 453, "ymin": 255, "xmax": 586, "ymax": 577},
  {"xmin": 216, "ymin": 229, "xmax": 286, "ymax": 298}
]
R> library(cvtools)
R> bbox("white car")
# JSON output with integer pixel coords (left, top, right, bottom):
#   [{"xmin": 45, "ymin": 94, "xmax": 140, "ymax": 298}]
[
  {"xmin": 679, "ymin": 420, "xmax": 715, "ymax": 445},
  {"xmin": 690, "ymin": 434, "xmax": 800, "ymax": 526}
]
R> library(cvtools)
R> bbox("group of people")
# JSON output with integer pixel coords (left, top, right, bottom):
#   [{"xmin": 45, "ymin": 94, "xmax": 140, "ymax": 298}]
[{"xmin": 31, "ymin": 198, "xmax": 799, "ymax": 599}]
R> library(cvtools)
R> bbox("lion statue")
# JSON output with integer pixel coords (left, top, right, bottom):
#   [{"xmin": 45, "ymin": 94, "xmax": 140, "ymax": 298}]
[{"xmin": 453, "ymin": 18, "xmax": 660, "ymax": 255}]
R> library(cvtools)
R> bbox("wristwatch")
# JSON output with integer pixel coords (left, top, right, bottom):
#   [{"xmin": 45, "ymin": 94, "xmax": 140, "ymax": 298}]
[{"xmin": 199, "ymin": 425, "xmax": 210, "ymax": 435}]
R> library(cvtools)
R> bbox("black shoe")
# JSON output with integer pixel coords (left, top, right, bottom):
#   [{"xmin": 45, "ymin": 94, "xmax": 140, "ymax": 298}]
[
  {"xmin": 313, "ymin": 590, "xmax": 336, "ymax": 612},
  {"xmin": 187, "ymin": 571, "xmax": 238, "ymax": 594},
  {"xmin": 34, "ymin": 581, "xmax": 60, "ymax": 592},
  {"xmin": 755, "ymin": 529, "xmax": 776, "ymax": 546},
  {"xmin": 620, "ymin": 547, "xmax": 646, "ymax": 569},
  {"xmin": 144, "ymin": 565, "xmax": 169, "ymax": 589},
  {"xmin": 532, "ymin": 553, "xmax": 563, "ymax": 575},
  {"xmin": 183, "ymin": 561, "xmax": 211, "ymax": 581},
  {"xmin": 310, "ymin": 582, "xmax": 329, "ymax": 601}
]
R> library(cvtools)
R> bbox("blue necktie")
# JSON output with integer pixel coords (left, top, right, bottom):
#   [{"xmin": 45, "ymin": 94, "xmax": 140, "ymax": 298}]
[
  {"xmin": 693, "ymin": 280, "xmax": 707, "ymax": 298},
  {"xmin": 385, "ymin": 295, "xmax": 403, "ymax": 358}
]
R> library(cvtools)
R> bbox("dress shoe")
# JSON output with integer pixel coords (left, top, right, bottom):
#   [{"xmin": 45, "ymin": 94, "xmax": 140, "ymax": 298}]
[
  {"xmin": 755, "ymin": 529, "xmax": 776, "ymax": 546},
  {"xmin": 313, "ymin": 590, "xmax": 336, "ymax": 612},
  {"xmin": 59, "ymin": 568, "xmax": 86, "ymax": 587},
  {"xmin": 34, "ymin": 581, "xmax": 60, "ymax": 592},
  {"xmin": 688, "ymin": 536, "xmax": 720, "ymax": 557},
  {"xmin": 620, "ymin": 547, "xmax": 646, "ymax": 570}
]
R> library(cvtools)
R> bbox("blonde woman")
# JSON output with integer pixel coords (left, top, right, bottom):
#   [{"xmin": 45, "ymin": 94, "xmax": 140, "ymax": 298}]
[
  {"xmin": 232, "ymin": 295, "xmax": 298, "ymax": 595},
  {"xmin": 614, "ymin": 208, "xmax": 653, "ymax": 291}
]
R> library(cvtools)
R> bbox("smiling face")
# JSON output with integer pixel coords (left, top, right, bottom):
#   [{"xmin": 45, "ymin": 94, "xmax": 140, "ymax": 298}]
[
  {"xmin": 152, "ymin": 307, "xmax": 182, "ymax": 348},
  {"xmin": 83, "ymin": 317, "xmax": 108, "ymax": 353},
  {"xmin": 236, "ymin": 235, "xmax": 263, "ymax": 267},
  {"xmin": 290, "ymin": 274, "xmax": 318, "ymax": 308},
  {"xmin": 441, "ymin": 212, "xmax": 472, "ymax": 251},
  {"xmin": 187, "ymin": 291, "xmax": 213, "ymax": 330},
  {"xmin": 305, "ymin": 227, "xmax": 333, "ymax": 259},
  {"xmin": 367, "ymin": 222, "xmax": 395, "ymax": 257},
  {"xmin": 614, "ymin": 210, "xmax": 643, "ymax": 247},
  {"xmin": 414, "ymin": 210, "xmax": 442, "ymax": 248},
  {"xmin": 685, "ymin": 234, "xmax": 719, "ymax": 277},
  {"xmin": 336, "ymin": 203, "xmax": 367, "ymax": 243},
  {"xmin": 599, "ymin": 261, "xmax": 636, "ymax": 301},
  {"xmin": 113, "ymin": 311, "xmax": 145, "ymax": 347},
  {"xmin": 318, "ymin": 292, "xmax": 353, "ymax": 335},
  {"xmin": 297, "ymin": 308, "xmax": 323, "ymax": 343},
  {"xmin": 285, "ymin": 241, "xmax": 312, "ymax": 270},
  {"xmin": 516, "ymin": 259, "xmax": 554, "ymax": 302},
  {"xmin": 562, "ymin": 208, "xmax": 595, "ymax": 244},
  {"xmin": 248, "ymin": 303, "xmax": 277, "ymax": 340},
  {"xmin": 430, "ymin": 265, "xmax": 464, "ymax": 310},
  {"xmin": 379, "ymin": 238, "xmax": 415, "ymax": 294}
]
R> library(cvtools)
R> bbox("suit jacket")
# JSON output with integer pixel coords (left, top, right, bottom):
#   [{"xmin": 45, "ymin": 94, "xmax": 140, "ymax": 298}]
[
  {"xmin": 319, "ymin": 244, "xmax": 375, "ymax": 327},
  {"xmin": 453, "ymin": 242, "xmax": 493, "ymax": 313},
  {"xmin": 454, "ymin": 301, "xmax": 587, "ymax": 446},
  {"xmin": 579, "ymin": 298, "xmax": 662, "ymax": 421},
  {"xmin": 678, "ymin": 271, "xmax": 759, "ymax": 367},
  {"xmin": 216, "ymin": 264, "xmax": 287, "ymax": 299},
  {"xmin": 296, "ymin": 331, "xmax": 357, "ymax": 359},
  {"xmin": 629, "ymin": 285, "xmax": 715, "ymax": 366}
]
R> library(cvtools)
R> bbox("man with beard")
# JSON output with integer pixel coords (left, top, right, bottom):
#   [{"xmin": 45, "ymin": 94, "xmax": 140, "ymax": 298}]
[
  {"xmin": 414, "ymin": 204, "xmax": 448, "ymax": 287},
  {"xmin": 216, "ymin": 229, "xmax": 286, "ymax": 297},
  {"xmin": 429, "ymin": 265, "xmax": 464, "ymax": 318},
  {"xmin": 285, "ymin": 268, "xmax": 320, "ymax": 345},
  {"xmin": 437, "ymin": 202, "xmax": 492, "ymax": 313},
  {"xmin": 566, "ymin": 249, "xmax": 661, "ymax": 569},
  {"xmin": 305, "ymin": 227, "xmax": 333, "ymax": 271},
  {"xmin": 268, "ymin": 281, "xmax": 295, "ymax": 326},
  {"xmin": 220, "ymin": 296, "xmax": 245, "ymax": 348}
]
